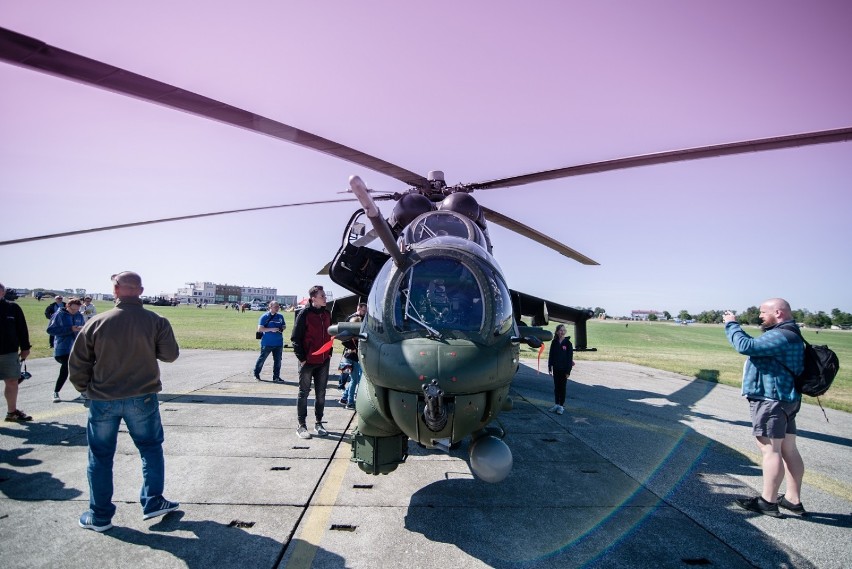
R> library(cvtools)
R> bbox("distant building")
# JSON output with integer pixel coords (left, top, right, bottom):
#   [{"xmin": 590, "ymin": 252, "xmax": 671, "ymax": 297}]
[
  {"xmin": 175, "ymin": 281, "xmax": 277, "ymax": 305},
  {"xmin": 277, "ymin": 295, "xmax": 298, "ymax": 308},
  {"xmin": 630, "ymin": 310, "xmax": 665, "ymax": 321},
  {"xmin": 241, "ymin": 285, "xmax": 276, "ymax": 304},
  {"xmin": 176, "ymin": 282, "xmax": 217, "ymax": 305},
  {"xmin": 215, "ymin": 284, "xmax": 242, "ymax": 304}
]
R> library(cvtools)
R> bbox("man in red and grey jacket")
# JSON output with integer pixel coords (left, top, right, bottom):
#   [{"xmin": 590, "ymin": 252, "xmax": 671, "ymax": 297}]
[{"xmin": 290, "ymin": 285, "xmax": 332, "ymax": 440}]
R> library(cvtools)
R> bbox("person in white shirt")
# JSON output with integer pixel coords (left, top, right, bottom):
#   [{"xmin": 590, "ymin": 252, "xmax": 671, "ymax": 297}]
[{"xmin": 80, "ymin": 296, "xmax": 97, "ymax": 322}]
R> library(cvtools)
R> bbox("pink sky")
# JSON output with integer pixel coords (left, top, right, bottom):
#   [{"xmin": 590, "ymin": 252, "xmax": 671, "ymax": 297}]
[{"xmin": 2, "ymin": 1, "xmax": 851, "ymax": 316}]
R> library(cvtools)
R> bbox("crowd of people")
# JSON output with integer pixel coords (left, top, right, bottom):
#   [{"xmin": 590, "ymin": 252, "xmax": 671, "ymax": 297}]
[{"xmin": 0, "ymin": 278, "xmax": 811, "ymax": 531}]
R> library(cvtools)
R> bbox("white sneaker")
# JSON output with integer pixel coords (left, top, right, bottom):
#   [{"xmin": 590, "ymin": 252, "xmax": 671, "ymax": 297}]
[
  {"xmin": 549, "ymin": 404, "xmax": 559, "ymax": 412},
  {"xmin": 52, "ymin": 393, "xmax": 61, "ymax": 403},
  {"xmin": 314, "ymin": 423, "xmax": 328, "ymax": 437},
  {"xmin": 296, "ymin": 425, "xmax": 312, "ymax": 439},
  {"xmin": 556, "ymin": 406, "xmax": 565, "ymax": 415},
  {"xmin": 73, "ymin": 393, "xmax": 88, "ymax": 402}
]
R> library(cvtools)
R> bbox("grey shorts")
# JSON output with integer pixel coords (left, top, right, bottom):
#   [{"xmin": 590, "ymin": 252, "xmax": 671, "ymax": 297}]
[
  {"xmin": 748, "ymin": 398, "xmax": 801, "ymax": 438},
  {"xmin": 0, "ymin": 352, "xmax": 22, "ymax": 381}
]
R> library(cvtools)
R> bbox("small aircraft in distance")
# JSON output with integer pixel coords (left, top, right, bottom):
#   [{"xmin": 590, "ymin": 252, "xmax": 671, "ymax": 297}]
[{"xmin": 2, "ymin": 27, "xmax": 850, "ymax": 481}]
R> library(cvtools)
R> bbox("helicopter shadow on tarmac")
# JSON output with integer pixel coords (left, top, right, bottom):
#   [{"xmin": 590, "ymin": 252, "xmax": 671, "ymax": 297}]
[{"xmin": 403, "ymin": 362, "xmax": 826, "ymax": 569}]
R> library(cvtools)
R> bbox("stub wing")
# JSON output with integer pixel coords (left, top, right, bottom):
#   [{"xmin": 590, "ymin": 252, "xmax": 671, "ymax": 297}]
[{"xmin": 509, "ymin": 289, "xmax": 595, "ymax": 351}]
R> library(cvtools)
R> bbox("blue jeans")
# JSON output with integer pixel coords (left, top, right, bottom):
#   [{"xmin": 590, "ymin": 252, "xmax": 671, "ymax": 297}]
[
  {"xmin": 86, "ymin": 394, "xmax": 166, "ymax": 521},
  {"xmin": 254, "ymin": 345, "xmax": 282, "ymax": 378},
  {"xmin": 342, "ymin": 361, "xmax": 362, "ymax": 404}
]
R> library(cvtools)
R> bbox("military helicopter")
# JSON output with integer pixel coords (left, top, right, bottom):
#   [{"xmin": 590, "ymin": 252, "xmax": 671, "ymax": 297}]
[{"xmin": 2, "ymin": 27, "xmax": 851, "ymax": 481}]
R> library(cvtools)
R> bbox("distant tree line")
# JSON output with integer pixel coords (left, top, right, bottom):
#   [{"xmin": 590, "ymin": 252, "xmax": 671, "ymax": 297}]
[
  {"xmin": 580, "ymin": 305, "xmax": 852, "ymax": 327},
  {"xmin": 672, "ymin": 307, "xmax": 852, "ymax": 327}
]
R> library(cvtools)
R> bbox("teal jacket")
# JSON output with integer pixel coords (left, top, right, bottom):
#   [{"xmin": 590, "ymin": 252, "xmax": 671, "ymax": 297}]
[{"xmin": 725, "ymin": 320, "xmax": 803, "ymax": 402}]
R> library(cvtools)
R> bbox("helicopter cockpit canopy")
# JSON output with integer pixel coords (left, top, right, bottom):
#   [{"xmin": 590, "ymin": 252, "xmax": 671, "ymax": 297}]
[
  {"xmin": 391, "ymin": 250, "xmax": 514, "ymax": 341},
  {"xmin": 399, "ymin": 210, "xmax": 488, "ymax": 251}
]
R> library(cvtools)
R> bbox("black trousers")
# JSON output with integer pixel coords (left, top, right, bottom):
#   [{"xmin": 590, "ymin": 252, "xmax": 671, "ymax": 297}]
[
  {"xmin": 297, "ymin": 360, "xmax": 330, "ymax": 425},
  {"xmin": 54, "ymin": 354, "xmax": 70, "ymax": 393},
  {"xmin": 552, "ymin": 369, "xmax": 569, "ymax": 406}
]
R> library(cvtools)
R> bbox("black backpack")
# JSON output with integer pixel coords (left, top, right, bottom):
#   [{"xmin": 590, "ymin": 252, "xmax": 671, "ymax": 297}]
[
  {"xmin": 778, "ymin": 324, "xmax": 840, "ymax": 420},
  {"xmin": 796, "ymin": 342, "xmax": 840, "ymax": 397}
]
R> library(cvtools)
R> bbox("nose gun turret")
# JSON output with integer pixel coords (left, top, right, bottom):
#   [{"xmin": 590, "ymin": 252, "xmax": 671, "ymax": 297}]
[{"xmin": 422, "ymin": 379, "xmax": 448, "ymax": 432}]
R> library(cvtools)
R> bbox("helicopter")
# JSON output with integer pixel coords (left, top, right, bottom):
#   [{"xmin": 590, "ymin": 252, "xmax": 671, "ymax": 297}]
[
  {"xmin": 2, "ymin": 27, "xmax": 851, "ymax": 481},
  {"xmin": 323, "ymin": 174, "xmax": 594, "ymax": 481}
]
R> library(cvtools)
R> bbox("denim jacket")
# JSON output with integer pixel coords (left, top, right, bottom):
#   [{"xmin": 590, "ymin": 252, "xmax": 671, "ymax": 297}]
[{"xmin": 725, "ymin": 320, "xmax": 803, "ymax": 402}]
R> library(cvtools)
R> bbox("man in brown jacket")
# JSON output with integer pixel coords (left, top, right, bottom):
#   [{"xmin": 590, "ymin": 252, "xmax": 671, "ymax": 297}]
[{"xmin": 70, "ymin": 271, "xmax": 180, "ymax": 532}]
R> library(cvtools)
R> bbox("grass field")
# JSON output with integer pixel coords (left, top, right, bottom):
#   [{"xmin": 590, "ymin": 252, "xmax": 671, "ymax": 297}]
[
  {"xmin": 521, "ymin": 319, "xmax": 852, "ymax": 412},
  {"xmin": 14, "ymin": 298, "xmax": 851, "ymax": 412}
]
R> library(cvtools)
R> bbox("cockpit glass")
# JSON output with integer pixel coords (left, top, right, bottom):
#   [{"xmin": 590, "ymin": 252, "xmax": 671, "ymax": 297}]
[
  {"xmin": 486, "ymin": 267, "xmax": 514, "ymax": 335},
  {"xmin": 394, "ymin": 258, "xmax": 484, "ymax": 333},
  {"xmin": 404, "ymin": 212, "xmax": 486, "ymax": 248}
]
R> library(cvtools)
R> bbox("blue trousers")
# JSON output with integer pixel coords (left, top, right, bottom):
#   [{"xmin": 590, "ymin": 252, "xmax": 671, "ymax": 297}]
[
  {"xmin": 254, "ymin": 345, "xmax": 283, "ymax": 379},
  {"xmin": 86, "ymin": 394, "xmax": 166, "ymax": 521},
  {"xmin": 342, "ymin": 361, "xmax": 362, "ymax": 404}
]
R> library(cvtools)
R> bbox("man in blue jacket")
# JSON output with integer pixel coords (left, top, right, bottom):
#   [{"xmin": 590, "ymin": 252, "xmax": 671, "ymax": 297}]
[{"xmin": 724, "ymin": 298, "xmax": 806, "ymax": 517}]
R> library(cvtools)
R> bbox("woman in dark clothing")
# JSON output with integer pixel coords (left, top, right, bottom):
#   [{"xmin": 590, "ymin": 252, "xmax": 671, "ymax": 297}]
[{"xmin": 547, "ymin": 324, "xmax": 574, "ymax": 415}]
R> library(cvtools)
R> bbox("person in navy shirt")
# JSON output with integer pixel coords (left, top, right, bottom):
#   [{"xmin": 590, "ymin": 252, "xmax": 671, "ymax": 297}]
[{"xmin": 253, "ymin": 301, "xmax": 285, "ymax": 382}]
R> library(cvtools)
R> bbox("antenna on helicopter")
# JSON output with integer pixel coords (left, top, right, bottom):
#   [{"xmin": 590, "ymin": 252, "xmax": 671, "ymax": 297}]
[{"xmin": 348, "ymin": 175, "xmax": 406, "ymax": 268}]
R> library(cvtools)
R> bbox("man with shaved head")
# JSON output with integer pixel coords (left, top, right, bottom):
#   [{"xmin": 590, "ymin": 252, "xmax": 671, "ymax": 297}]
[
  {"xmin": 724, "ymin": 298, "xmax": 806, "ymax": 518},
  {"xmin": 70, "ymin": 271, "xmax": 180, "ymax": 531}
]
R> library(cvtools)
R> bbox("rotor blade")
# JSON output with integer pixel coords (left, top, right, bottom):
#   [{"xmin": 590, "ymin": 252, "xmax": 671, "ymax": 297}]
[
  {"xmin": 0, "ymin": 27, "xmax": 429, "ymax": 188},
  {"xmin": 469, "ymin": 127, "xmax": 852, "ymax": 191},
  {"xmin": 480, "ymin": 205, "xmax": 599, "ymax": 265},
  {"xmin": 0, "ymin": 198, "xmax": 357, "ymax": 247}
]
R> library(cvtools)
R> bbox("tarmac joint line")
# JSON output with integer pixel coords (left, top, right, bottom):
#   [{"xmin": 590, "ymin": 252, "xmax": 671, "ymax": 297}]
[{"xmin": 283, "ymin": 452, "xmax": 351, "ymax": 568}]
